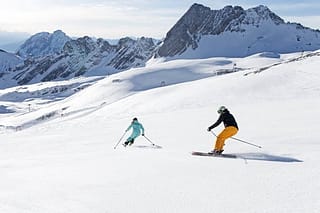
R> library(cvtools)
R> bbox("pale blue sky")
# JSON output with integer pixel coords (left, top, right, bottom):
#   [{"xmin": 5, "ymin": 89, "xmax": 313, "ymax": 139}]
[{"xmin": 0, "ymin": 0, "xmax": 320, "ymax": 39}]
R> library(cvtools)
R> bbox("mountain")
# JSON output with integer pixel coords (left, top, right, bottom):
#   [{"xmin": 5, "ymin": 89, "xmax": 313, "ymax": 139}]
[
  {"xmin": 156, "ymin": 4, "xmax": 320, "ymax": 59},
  {"xmin": 0, "ymin": 49, "xmax": 23, "ymax": 73},
  {"xmin": 16, "ymin": 30, "xmax": 71, "ymax": 58},
  {"xmin": 4, "ymin": 35, "xmax": 156, "ymax": 86},
  {"xmin": 2, "ymin": 4, "xmax": 320, "ymax": 88}
]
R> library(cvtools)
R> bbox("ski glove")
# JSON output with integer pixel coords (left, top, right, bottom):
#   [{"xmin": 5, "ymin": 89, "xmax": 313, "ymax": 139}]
[
  {"xmin": 142, "ymin": 134, "xmax": 145, "ymax": 136},
  {"xmin": 207, "ymin": 127, "xmax": 212, "ymax": 132}
]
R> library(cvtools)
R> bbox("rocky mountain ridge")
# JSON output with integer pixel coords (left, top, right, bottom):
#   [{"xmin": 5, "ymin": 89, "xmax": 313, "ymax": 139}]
[
  {"xmin": 17, "ymin": 30, "xmax": 71, "ymax": 58},
  {"xmin": 0, "ymin": 49, "xmax": 23, "ymax": 75},
  {"xmin": 1, "ymin": 3, "xmax": 320, "ymax": 88},
  {"xmin": 3, "ymin": 35, "xmax": 156, "ymax": 86},
  {"xmin": 156, "ymin": 4, "xmax": 320, "ymax": 58}
]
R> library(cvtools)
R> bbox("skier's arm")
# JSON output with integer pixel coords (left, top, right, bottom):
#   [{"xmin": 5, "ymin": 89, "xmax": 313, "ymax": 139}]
[
  {"xmin": 208, "ymin": 115, "xmax": 223, "ymax": 131},
  {"xmin": 140, "ymin": 123, "xmax": 145, "ymax": 135},
  {"xmin": 126, "ymin": 124, "xmax": 132, "ymax": 132}
]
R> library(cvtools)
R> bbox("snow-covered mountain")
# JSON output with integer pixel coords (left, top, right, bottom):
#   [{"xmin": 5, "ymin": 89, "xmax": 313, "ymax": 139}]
[
  {"xmin": 16, "ymin": 30, "xmax": 71, "ymax": 58},
  {"xmin": 0, "ymin": 49, "xmax": 23, "ymax": 73},
  {"xmin": 2, "ymin": 3, "xmax": 320, "ymax": 89},
  {"xmin": 156, "ymin": 4, "xmax": 320, "ymax": 59},
  {"xmin": 2, "ymin": 36, "xmax": 156, "ymax": 87}
]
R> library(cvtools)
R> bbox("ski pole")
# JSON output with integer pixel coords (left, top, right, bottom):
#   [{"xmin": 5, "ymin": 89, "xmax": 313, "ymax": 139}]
[
  {"xmin": 143, "ymin": 135, "xmax": 162, "ymax": 148},
  {"xmin": 143, "ymin": 135, "xmax": 156, "ymax": 146},
  {"xmin": 114, "ymin": 131, "xmax": 127, "ymax": 149},
  {"xmin": 210, "ymin": 131, "xmax": 262, "ymax": 149}
]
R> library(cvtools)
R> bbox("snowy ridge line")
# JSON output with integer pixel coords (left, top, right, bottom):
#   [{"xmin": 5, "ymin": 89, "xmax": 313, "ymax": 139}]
[
  {"xmin": 244, "ymin": 51, "xmax": 320, "ymax": 75},
  {"xmin": 0, "ymin": 91, "xmax": 136, "ymax": 132},
  {"xmin": 2, "ymin": 4, "xmax": 320, "ymax": 88},
  {"xmin": 0, "ymin": 107, "xmax": 68, "ymax": 132}
]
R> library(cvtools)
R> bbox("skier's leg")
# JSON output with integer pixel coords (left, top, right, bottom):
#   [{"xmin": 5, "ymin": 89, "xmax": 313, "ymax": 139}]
[
  {"xmin": 129, "ymin": 131, "xmax": 140, "ymax": 145},
  {"xmin": 125, "ymin": 135, "xmax": 134, "ymax": 146},
  {"xmin": 214, "ymin": 126, "xmax": 238, "ymax": 150},
  {"xmin": 129, "ymin": 138, "xmax": 135, "ymax": 145}
]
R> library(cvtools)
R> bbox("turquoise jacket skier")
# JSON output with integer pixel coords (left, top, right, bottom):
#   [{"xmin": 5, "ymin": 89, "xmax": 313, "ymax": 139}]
[{"xmin": 124, "ymin": 118, "xmax": 144, "ymax": 146}]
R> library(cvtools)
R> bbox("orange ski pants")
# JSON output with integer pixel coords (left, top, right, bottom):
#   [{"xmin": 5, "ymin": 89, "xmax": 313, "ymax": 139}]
[{"xmin": 214, "ymin": 126, "xmax": 238, "ymax": 150}]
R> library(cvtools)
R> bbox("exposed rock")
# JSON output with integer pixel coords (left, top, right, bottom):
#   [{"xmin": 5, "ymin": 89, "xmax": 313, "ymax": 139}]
[{"xmin": 156, "ymin": 4, "xmax": 320, "ymax": 58}]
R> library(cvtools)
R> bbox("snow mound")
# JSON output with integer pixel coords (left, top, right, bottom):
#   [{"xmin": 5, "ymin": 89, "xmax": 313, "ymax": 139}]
[{"xmin": 258, "ymin": 52, "xmax": 280, "ymax": 58}]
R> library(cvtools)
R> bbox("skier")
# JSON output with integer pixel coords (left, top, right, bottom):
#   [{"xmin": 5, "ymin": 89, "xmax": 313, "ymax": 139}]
[
  {"xmin": 123, "ymin": 117, "xmax": 145, "ymax": 147},
  {"xmin": 207, "ymin": 106, "xmax": 238, "ymax": 154}
]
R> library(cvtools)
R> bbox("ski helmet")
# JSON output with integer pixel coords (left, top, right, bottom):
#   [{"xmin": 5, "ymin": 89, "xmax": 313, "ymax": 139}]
[
  {"xmin": 217, "ymin": 106, "xmax": 227, "ymax": 114},
  {"xmin": 133, "ymin": 117, "xmax": 138, "ymax": 121}
]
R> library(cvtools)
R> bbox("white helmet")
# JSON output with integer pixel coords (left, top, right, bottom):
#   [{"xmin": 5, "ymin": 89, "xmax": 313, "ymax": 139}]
[{"xmin": 217, "ymin": 106, "xmax": 227, "ymax": 114}]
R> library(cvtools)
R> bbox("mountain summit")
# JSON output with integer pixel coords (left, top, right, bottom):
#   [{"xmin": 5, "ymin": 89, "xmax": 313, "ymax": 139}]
[
  {"xmin": 156, "ymin": 4, "xmax": 320, "ymax": 58},
  {"xmin": 17, "ymin": 30, "xmax": 71, "ymax": 58},
  {"xmin": 1, "ymin": 4, "xmax": 320, "ymax": 88},
  {"xmin": 8, "ymin": 35, "xmax": 156, "ymax": 86}
]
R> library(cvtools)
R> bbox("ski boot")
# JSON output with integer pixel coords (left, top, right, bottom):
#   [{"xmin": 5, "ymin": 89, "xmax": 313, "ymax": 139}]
[
  {"xmin": 128, "ymin": 139, "xmax": 134, "ymax": 146},
  {"xmin": 208, "ymin": 149, "xmax": 224, "ymax": 155}
]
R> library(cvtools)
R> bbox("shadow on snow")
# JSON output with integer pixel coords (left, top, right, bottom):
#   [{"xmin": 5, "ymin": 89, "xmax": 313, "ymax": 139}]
[{"xmin": 235, "ymin": 153, "xmax": 303, "ymax": 163}]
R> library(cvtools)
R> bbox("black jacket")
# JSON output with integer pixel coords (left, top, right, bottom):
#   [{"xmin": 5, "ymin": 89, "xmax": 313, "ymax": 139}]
[{"xmin": 208, "ymin": 109, "xmax": 238, "ymax": 130}]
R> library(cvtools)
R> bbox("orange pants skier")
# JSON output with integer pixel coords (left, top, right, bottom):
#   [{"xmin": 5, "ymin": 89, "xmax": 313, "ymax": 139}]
[{"xmin": 207, "ymin": 106, "xmax": 238, "ymax": 154}]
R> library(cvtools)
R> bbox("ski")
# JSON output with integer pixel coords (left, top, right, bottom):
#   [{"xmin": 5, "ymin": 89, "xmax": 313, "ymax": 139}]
[
  {"xmin": 122, "ymin": 144, "xmax": 162, "ymax": 149},
  {"xmin": 192, "ymin": 151, "xmax": 237, "ymax": 159},
  {"xmin": 132, "ymin": 145, "xmax": 162, "ymax": 149}
]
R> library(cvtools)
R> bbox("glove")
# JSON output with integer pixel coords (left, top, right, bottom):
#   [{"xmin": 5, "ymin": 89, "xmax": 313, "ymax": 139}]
[
  {"xmin": 207, "ymin": 127, "xmax": 212, "ymax": 132},
  {"xmin": 142, "ymin": 133, "xmax": 145, "ymax": 136}
]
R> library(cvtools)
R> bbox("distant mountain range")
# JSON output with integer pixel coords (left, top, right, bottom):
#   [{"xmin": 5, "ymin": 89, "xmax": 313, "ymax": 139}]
[{"xmin": 1, "ymin": 3, "xmax": 320, "ymax": 88}]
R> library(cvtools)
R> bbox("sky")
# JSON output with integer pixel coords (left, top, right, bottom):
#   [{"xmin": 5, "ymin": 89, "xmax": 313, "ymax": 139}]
[{"xmin": 0, "ymin": 0, "xmax": 320, "ymax": 41}]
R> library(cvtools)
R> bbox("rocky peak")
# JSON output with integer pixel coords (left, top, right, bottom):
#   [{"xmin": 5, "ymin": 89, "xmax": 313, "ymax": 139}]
[
  {"xmin": 7, "ymin": 35, "xmax": 158, "ymax": 86},
  {"xmin": 156, "ymin": 4, "xmax": 320, "ymax": 58},
  {"xmin": 157, "ymin": 4, "xmax": 245, "ymax": 57},
  {"xmin": 135, "ymin": 37, "xmax": 156, "ymax": 51},
  {"xmin": 108, "ymin": 36, "xmax": 156, "ymax": 70},
  {"xmin": 117, "ymin": 37, "xmax": 135, "ymax": 50},
  {"xmin": 97, "ymin": 38, "xmax": 114, "ymax": 53},
  {"xmin": 17, "ymin": 30, "xmax": 71, "ymax": 58},
  {"xmin": 244, "ymin": 5, "xmax": 284, "ymax": 25},
  {"xmin": 63, "ymin": 36, "xmax": 97, "ymax": 55}
]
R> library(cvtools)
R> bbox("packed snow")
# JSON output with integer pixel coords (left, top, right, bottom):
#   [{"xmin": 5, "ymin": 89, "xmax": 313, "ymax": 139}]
[{"xmin": 0, "ymin": 50, "xmax": 319, "ymax": 213}]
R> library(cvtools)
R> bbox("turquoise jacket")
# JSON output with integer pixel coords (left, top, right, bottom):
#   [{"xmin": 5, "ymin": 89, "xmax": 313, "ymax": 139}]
[{"xmin": 126, "ymin": 120, "xmax": 144, "ymax": 140}]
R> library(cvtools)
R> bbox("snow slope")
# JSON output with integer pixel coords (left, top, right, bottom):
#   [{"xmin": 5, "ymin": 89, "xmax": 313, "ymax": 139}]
[
  {"xmin": 0, "ymin": 50, "xmax": 22, "ymax": 72},
  {"xmin": 0, "ymin": 50, "xmax": 319, "ymax": 213},
  {"xmin": 179, "ymin": 22, "xmax": 320, "ymax": 59}
]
